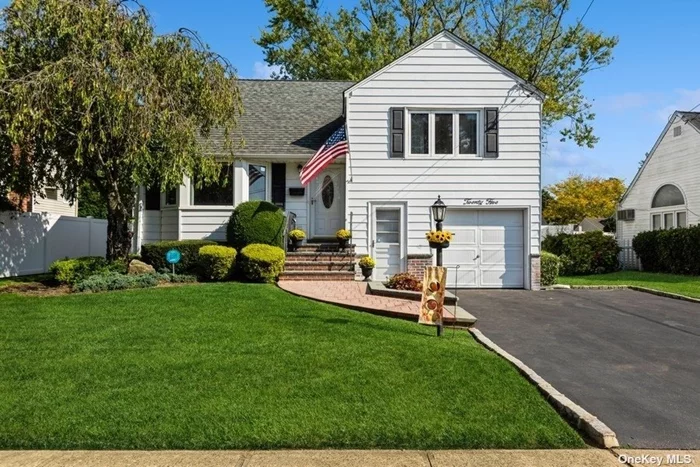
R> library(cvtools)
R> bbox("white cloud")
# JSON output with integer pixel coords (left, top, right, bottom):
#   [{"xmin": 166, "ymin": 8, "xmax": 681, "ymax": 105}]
[
  {"xmin": 252, "ymin": 61, "xmax": 281, "ymax": 79},
  {"xmin": 656, "ymin": 88, "xmax": 700, "ymax": 122},
  {"xmin": 541, "ymin": 138, "xmax": 610, "ymax": 186},
  {"xmin": 595, "ymin": 92, "xmax": 660, "ymax": 113}
]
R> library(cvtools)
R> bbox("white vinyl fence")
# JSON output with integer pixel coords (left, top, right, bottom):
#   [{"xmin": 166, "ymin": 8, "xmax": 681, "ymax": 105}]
[
  {"xmin": 0, "ymin": 212, "xmax": 107, "ymax": 278},
  {"xmin": 618, "ymin": 238, "xmax": 641, "ymax": 271}
]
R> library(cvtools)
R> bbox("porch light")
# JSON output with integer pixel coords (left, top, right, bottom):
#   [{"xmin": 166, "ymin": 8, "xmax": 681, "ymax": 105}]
[{"xmin": 431, "ymin": 195, "xmax": 447, "ymax": 224}]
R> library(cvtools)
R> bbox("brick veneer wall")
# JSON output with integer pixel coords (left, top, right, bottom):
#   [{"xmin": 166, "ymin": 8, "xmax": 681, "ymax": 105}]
[
  {"xmin": 530, "ymin": 254, "xmax": 541, "ymax": 291},
  {"xmin": 407, "ymin": 254, "xmax": 433, "ymax": 278}
]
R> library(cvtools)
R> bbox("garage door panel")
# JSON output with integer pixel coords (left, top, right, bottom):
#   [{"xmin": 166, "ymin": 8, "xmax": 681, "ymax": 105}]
[
  {"xmin": 480, "ymin": 247, "xmax": 524, "ymax": 266},
  {"xmin": 450, "ymin": 268, "xmax": 477, "ymax": 287},
  {"xmin": 478, "ymin": 210, "xmax": 523, "ymax": 226},
  {"xmin": 481, "ymin": 267, "xmax": 524, "ymax": 288},
  {"xmin": 445, "ymin": 247, "xmax": 478, "ymax": 266},
  {"xmin": 450, "ymin": 227, "xmax": 477, "ymax": 245},
  {"xmin": 480, "ymin": 227, "xmax": 523, "ymax": 245}
]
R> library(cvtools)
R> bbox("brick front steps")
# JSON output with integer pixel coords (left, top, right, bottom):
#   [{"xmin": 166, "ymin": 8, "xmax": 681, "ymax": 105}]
[{"xmin": 280, "ymin": 242, "xmax": 356, "ymax": 281}]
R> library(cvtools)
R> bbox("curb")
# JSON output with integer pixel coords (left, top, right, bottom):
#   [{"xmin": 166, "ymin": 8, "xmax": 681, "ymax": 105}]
[
  {"xmin": 469, "ymin": 328, "xmax": 619, "ymax": 449},
  {"xmin": 562, "ymin": 285, "xmax": 700, "ymax": 304}
]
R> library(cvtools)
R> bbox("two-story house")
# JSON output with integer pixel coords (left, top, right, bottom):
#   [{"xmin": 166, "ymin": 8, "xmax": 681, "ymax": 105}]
[{"xmin": 132, "ymin": 31, "xmax": 544, "ymax": 289}]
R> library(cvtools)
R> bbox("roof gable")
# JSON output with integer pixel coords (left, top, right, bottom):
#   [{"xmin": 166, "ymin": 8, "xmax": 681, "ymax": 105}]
[
  {"xmin": 343, "ymin": 30, "xmax": 544, "ymax": 100},
  {"xmin": 620, "ymin": 111, "xmax": 700, "ymax": 204}
]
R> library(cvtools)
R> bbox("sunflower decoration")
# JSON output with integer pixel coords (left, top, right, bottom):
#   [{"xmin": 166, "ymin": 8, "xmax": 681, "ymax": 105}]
[{"xmin": 425, "ymin": 230, "xmax": 455, "ymax": 243}]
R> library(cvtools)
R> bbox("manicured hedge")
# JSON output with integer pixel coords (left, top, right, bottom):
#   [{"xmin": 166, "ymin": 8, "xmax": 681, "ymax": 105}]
[
  {"xmin": 226, "ymin": 201, "xmax": 285, "ymax": 250},
  {"xmin": 540, "ymin": 252, "xmax": 560, "ymax": 287},
  {"xmin": 198, "ymin": 245, "xmax": 237, "ymax": 281},
  {"xmin": 633, "ymin": 225, "xmax": 700, "ymax": 275},
  {"xmin": 542, "ymin": 231, "xmax": 620, "ymax": 276},
  {"xmin": 49, "ymin": 256, "xmax": 125, "ymax": 285},
  {"xmin": 141, "ymin": 240, "xmax": 216, "ymax": 273},
  {"xmin": 238, "ymin": 243, "xmax": 285, "ymax": 283}
]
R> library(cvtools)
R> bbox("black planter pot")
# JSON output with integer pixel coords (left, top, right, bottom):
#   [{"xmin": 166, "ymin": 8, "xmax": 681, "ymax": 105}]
[
  {"xmin": 289, "ymin": 238, "xmax": 303, "ymax": 252},
  {"xmin": 429, "ymin": 240, "xmax": 450, "ymax": 249},
  {"xmin": 361, "ymin": 267, "xmax": 373, "ymax": 281},
  {"xmin": 338, "ymin": 238, "xmax": 350, "ymax": 249}
]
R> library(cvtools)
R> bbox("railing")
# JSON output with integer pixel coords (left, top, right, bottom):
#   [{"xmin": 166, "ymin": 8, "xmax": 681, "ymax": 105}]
[{"xmin": 283, "ymin": 211, "xmax": 297, "ymax": 252}]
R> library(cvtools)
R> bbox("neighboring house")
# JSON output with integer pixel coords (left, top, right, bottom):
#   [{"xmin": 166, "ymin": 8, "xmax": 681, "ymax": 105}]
[
  {"xmin": 133, "ymin": 31, "xmax": 544, "ymax": 289},
  {"xmin": 5, "ymin": 187, "xmax": 78, "ymax": 217},
  {"xmin": 578, "ymin": 217, "xmax": 606, "ymax": 232},
  {"xmin": 617, "ymin": 111, "xmax": 700, "ymax": 244}
]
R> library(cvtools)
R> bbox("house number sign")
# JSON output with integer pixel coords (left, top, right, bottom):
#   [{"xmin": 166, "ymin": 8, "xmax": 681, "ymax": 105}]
[{"xmin": 463, "ymin": 198, "xmax": 499, "ymax": 206}]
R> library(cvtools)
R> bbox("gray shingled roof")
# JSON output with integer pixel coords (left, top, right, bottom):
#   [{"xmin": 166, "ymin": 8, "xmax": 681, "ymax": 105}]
[
  {"xmin": 202, "ymin": 80, "xmax": 354, "ymax": 158},
  {"xmin": 678, "ymin": 111, "xmax": 700, "ymax": 133}
]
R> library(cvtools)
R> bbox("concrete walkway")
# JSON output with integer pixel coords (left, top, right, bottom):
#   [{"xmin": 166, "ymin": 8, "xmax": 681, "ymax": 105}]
[
  {"xmin": 3, "ymin": 449, "xmax": 684, "ymax": 467},
  {"xmin": 278, "ymin": 281, "xmax": 474, "ymax": 324}
]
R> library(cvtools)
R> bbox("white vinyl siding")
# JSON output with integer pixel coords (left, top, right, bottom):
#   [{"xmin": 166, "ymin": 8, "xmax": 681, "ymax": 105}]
[
  {"xmin": 31, "ymin": 187, "xmax": 78, "ymax": 216},
  {"xmin": 345, "ymin": 34, "xmax": 541, "ymax": 288},
  {"xmin": 618, "ymin": 114, "xmax": 700, "ymax": 244}
]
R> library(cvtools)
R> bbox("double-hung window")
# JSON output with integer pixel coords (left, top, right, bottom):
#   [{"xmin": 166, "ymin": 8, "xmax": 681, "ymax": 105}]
[{"xmin": 409, "ymin": 110, "xmax": 479, "ymax": 156}]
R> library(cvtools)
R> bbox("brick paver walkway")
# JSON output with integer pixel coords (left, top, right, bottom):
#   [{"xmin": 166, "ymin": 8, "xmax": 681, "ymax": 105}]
[{"xmin": 278, "ymin": 281, "xmax": 462, "ymax": 323}]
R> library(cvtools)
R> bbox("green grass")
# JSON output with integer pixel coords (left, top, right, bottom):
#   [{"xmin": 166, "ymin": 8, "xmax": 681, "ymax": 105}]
[
  {"xmin": 560, "ymin": 271, "xmax": 700, "ymax": 298},
  {"xmin": 0, "ymin": 283, "xmax": 584, "ymax": 450}
]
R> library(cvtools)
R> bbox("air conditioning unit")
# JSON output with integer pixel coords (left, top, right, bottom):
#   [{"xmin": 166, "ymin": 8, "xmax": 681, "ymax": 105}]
[{"xmin": 617, "ymin": 209, "xmax": 635, "ymax": 221}]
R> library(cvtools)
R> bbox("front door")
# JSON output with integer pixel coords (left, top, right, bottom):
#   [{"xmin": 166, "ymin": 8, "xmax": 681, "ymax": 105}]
[
  {"xmin": 311, "ymin": 167, "xmax": 344, "ymax": 238},
  {"xmin": 372, "ymin": 206, "xmax": 402, "ymax": 280}
]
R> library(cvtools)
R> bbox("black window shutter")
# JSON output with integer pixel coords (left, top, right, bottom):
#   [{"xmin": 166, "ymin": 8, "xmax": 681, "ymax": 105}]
[
  {"xmin": 390, "ymin": 107, "xmax": 405, "ymax": 158},
  {"xmin": 271, "ymin": 163, "xmax": 286, "ymax": 209},
  {"xmin": 484, "ymin": 108, "xmax": 499, "ymax": 158}
]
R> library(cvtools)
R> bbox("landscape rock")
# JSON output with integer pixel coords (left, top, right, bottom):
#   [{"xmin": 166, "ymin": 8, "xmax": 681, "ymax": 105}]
[{"xmin": 128, "ymin": 259, "xmax": 155, "ymax": 275}]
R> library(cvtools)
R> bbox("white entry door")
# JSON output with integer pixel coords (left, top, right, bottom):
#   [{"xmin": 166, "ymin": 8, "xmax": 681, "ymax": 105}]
[
  {"xmin": 445, "ymin": 210, "xmax": 524, "ymax": 288},
  {"xmin": 311, "ymin": 167, "xmax": 344, "ymax": 238},
  {"xmin": 372, "ymin": 207, "xmax": 403, "ymax": 280}
]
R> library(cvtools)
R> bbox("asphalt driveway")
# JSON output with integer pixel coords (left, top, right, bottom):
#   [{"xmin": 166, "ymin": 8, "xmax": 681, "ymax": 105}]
[{"xmin": 457, "ymin": 288, "xmax": 700, "ymax": 449}]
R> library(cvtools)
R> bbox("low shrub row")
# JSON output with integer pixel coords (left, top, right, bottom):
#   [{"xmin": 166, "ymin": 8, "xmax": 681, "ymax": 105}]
[
  {"xmin": 633, "ymin": 225, "xmax": 700, "ymax": 275},
  {"xmin": 542, "ymin": 231, "xmax": 619, "ymax": 276},
  {"xmin": 199, "ymin": 245, "xmax": 237, "ymax": 281},
  {"xmin": 73, "ymin": 272, "xmax": 197, "ymax": 293},
  {"xmin": 141, "ymin": 239, "xmax": 216, "ymax": 274},
  {"xmin": 540, "ymin": 251, "xmax": 560, "ymax": 286},
  {"xmin": 49, "ymin": 256, "xmax": 126, "ymax": 285},
  {"xmin": 239, "ymin": 244, "xmax": 285, "ymax": 283}
]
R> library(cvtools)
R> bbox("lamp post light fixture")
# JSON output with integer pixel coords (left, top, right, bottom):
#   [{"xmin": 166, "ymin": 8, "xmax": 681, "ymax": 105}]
[
  {"xmin": 431, "ymin": 195, "xmax": 447, "ymax": 267},
  {"xmin": 430, "ymin": 195, "xmax": 447, "ymax": 337}
]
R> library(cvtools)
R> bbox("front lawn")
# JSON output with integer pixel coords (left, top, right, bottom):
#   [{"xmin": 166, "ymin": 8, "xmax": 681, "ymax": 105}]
[
  {"xmin": 559, "ymin": 271, "xmax": 700, "ymax": 299},
  {"xmin": 0, "ymin": 283, "xmax": 584, "ymax": 449}
]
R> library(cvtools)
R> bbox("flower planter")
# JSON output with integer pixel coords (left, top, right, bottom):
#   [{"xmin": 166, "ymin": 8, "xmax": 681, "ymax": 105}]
[
  {"xmin": 338, "ymin": 238, "xmax": 350, "ymax": 249},
  {"xmin": 429, "ymin": 240, "xmax": 450, "ymax": 249},
  {"xmin": 361, "ymin": 266, "xmax": 373, "ymax": 281},
  {"xmin": 289, "ymin": 238, "xmax": 303, "ymax": 252}
]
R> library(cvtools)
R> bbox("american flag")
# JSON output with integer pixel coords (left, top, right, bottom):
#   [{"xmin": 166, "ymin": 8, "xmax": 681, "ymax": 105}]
[{"xmin": 300, "ymin": 124, "xmax": 348, "ymax": 186}]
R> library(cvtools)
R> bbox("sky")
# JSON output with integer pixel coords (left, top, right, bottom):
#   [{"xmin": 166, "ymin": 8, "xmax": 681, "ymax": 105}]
[{"xmin": 5, "ymin": 0, "xmax": 700, "ymax": 188}]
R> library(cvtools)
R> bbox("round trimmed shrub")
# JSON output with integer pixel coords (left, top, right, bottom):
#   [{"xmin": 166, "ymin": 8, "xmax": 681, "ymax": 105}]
[
  {"xmin": 198, "ymin": 245, "xmax": 237, "ymax": 281},
  {"xmin": 141, "ymin": 239, "xmax": 216, "ymax": 273},
  {"xmin": 540, "ymin": 251, "xmax": 561, "ymax": 287},
  {"xmin": 239, "ymin": 243, "xmax": 285, "ymax": 283},
  {"xmin": 226, "ymin": 201, "xmax": 285, "ymax": 250}
]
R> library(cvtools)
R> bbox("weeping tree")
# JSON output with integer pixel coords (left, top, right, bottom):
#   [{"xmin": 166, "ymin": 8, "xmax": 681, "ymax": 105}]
[
  {"xmin": 0, "ymin": 0, "xmax": 241, "ymax": 260},
  {"xmin": 258, "ymin": 0, "xmax": 617, "ymax": 148}
]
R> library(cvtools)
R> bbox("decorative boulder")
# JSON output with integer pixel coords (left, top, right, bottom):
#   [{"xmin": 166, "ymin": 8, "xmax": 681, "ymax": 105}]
[{"xmin": 128, "ymin": 259, "xmax": 155, "ymax": 275}]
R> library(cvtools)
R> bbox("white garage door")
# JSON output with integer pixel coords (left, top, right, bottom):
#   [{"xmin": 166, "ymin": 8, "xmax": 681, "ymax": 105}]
[{"xmin": 444, "ymin": 210, "xmax": 524, "ymax": 288}]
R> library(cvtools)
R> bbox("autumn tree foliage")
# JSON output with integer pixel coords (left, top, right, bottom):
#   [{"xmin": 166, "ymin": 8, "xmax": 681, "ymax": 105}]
[
  {"xmin": 257, "ymin": 0, "xmax": 618, "ymax": 148},
  {"xmin": 0, "ymin": 0, "xmax": 241, "ymax": 259},
  {"xmin": 544, "ymin": 175, "xmax": 626, "ymax": 225}
]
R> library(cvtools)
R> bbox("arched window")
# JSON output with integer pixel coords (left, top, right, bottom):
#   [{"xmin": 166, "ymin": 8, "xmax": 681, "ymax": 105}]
[{"xmin": 652, "ymin": 184, "xmax": 685, "ymax": 208}]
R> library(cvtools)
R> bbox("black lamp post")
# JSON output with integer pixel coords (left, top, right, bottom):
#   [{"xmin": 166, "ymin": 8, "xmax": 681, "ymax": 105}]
[
  {"xmin": 430, "ymin": 195, "xmax": 447, "ymax": 337},
  {"xmin": 431, "ymin": 195, "xmax": 447, "ymax": 267}
]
